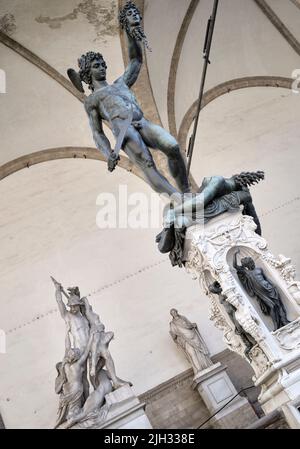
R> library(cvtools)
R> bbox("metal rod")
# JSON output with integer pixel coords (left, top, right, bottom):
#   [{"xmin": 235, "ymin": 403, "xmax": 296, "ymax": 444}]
[{"xmin": 187, "ymin": 0, "xmax": 219, "ymax": 176}]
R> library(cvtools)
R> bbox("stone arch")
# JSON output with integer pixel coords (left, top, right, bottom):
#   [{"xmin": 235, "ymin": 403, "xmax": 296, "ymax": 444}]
[
  {"xmin": 0, "ymin": 146, "xmax": 143, "ymax": 182},
  {"xmin": 178, "ymin": 76, "xmax": 293, "ymax": 155}
]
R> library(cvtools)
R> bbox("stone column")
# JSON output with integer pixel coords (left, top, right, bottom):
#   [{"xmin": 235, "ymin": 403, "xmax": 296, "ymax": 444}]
[{"xmin": 184, "ymin": 210, "xmax": 300, "ymax": 427}]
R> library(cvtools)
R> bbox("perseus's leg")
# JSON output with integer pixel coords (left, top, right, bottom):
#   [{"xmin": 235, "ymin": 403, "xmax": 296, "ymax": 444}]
[
  {"xmin": 138, "ymin": 119, "xmax": 190, "ymax": 194},
  {"xmin": 122, "ymin": 125, "xmax": 180, "ymax": 198}
]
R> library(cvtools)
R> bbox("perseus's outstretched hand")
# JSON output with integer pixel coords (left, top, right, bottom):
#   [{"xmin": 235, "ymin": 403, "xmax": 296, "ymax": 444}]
[{"xmin": 108, "ymin": 152, "xmax": 120, "ymax": 172}]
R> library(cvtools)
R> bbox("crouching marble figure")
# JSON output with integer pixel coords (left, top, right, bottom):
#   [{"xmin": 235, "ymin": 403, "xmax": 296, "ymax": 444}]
[{"xmin": 51, "ymin": 278, "xmax": 133, "ymax": 429}]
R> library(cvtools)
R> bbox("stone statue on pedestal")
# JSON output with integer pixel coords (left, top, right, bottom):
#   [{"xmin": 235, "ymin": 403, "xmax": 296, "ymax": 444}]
[
  {"xmin": 209, "ymin": 281, "xmax": 257, "ymax": 358},
  {"xmin": 233, "ymin": 251, "xmax": 290, "ymax": 331},
  {"xmin": 67, "ymin": 1, "xmax": 190, "ymax": 196},
  {"xmin": 169, "ymin": 309, "xmax": 213, "ymax": 374},
  {"xmin": 51, "ymin": 277, "xmax": 130, "ymax": 429},
  {"xmin": 52, "ymin": 280, "xmax": 90, "ymax": 402}
]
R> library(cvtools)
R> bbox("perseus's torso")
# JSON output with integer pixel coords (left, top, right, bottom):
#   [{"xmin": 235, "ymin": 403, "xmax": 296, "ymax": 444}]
[
  {"xmin": 66, "ymin": 312, "xmax": 90, "ymax": 352},
  {"xmin": 90, "ymin": 77, "xmax": 143, "ymax": 122}
]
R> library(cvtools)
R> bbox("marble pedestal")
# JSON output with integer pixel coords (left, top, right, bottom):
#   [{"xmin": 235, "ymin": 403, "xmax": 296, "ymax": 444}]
[
  {"xmin": 184, "ymin": 210, "xmax": 300, "ymax": 428},
  {"xmin": 72, "ymin": 385, "xmax": 152, "ymax": 429},
  {"xmin": 99, "ymin": 385, "xmax": 152, "ymax": 429},
  {"xmin": 193, "ymin": 362, "xmax": 256, "ymax": 428}
]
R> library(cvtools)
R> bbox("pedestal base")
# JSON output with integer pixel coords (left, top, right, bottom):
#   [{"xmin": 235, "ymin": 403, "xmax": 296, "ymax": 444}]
[
  {"xmin": 184, "ymin": 211, "xmax": 300, "ymax": 428},
  {"xmin": 72, "ymin": 386, "xmax": 153, "ymax": 429},
  {"xmin": 193, "ymin": 363, "xmax": 257, "ymax": 428},
  {"xmin": 281, "ymin": 397, "xmax": 300, "ymax": 429},
  {"xmin": 100, "ymin": 385, "xmax": 152, "ymax": 429}
]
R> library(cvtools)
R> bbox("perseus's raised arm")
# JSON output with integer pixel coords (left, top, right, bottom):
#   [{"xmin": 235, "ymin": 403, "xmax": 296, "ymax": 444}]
[{"xmin": 122, "ymin": 31, "xmax": 143, "ymax": 88}]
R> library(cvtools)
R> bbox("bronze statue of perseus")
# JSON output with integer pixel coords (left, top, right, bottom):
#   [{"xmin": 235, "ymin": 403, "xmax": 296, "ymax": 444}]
[{"xmin": 67, "ymin": 1, "xmax": 190, "ymax": 196}]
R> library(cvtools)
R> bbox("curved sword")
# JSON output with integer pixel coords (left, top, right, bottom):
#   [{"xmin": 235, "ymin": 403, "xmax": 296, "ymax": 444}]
[{"xmin": 108, "ymin": 104, "xmax": 134, "ymax": 172}]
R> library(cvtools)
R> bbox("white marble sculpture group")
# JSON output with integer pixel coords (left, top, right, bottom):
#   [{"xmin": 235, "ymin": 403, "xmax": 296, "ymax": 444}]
[{"xmin": 51, "ymin": 278, "xmax": 130, "ymax": 429}]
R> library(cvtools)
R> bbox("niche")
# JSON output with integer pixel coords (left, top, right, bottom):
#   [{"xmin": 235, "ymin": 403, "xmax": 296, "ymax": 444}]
[{"xmin": 227, "ymin": 246, "xmax": 298, "ymax": 332}]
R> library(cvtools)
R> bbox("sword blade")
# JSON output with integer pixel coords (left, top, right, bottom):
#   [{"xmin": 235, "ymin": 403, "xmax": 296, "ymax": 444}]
[{"xmin": 113, "ymin": 105, "xmax": 133, "ymax": 156}]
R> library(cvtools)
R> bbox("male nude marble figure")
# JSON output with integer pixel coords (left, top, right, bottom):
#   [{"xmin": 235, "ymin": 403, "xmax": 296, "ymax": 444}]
[
  {"xmin": 52, "ymin": 279, "xmax": 89, "ymax": 354},
  {"xmin": 81, "ymin": 296, "xmax": 130, "ymax": 390},
  {"xmin": 67, "ymin": 1, "xmax": 190, "ymax": 197},
  {"xmin": 51, "ymin": 277, "xmax": 129, "ymax": 392},
  {"xmin": 52, "ymin": 278, "xmax": 90, "ymax": 400}
]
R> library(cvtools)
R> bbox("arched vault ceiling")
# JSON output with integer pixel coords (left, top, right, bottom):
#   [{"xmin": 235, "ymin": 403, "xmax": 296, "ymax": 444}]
[
  {"xmin": 0, "ymin": 0, "xmax": 184, "ymax": 187},
  {"xmin": 144, "ymin": 0, "xmax": 190, "ymax": 131},
  {"xmin": 0, "ymin": 147, "xmax": 139, "ymax": 182},
  {"xmin": 189, "ymin": 86, "xmax": 300, "ymax": 220},
  {"xmin": 176, "ymin": 0, "xmax": 300, "ymax": 132},
  {"xmin": 0, "ymin": 0, "xmax": 299, "ymax": 185},
  {"xmin": 265, "ymin": 0, "xmax": 300, "ymax": 43},
  {"xmin": 0, "ymin": 0, "xmax": 123, "ymax": 80},
  {"xmin": 0, "ymin": 0, "xmax": 124, "ymax": 166},
  {"xmin": 143, "ymin": 0, "xmax": 300, "ymax": 139},
  {"xmin": 0, "ymin": 43, "xmax": 94, "ymax": 165},
  {"xmin": 177, "ymin": 76, "xmax": 293, "ymax": 153}
]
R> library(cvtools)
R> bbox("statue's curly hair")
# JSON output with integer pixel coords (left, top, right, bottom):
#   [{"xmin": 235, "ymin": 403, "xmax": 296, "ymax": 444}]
[
  {"xmin": 233, "ymin": 171, "xmax": 265, "ymax": 189},
  {"xmin": 77, "ymin": 51, "xmax": 107, "ymax": 91},
  {"xmin": 119, "ymin": 1, "xmax": 142, "ymax": 29}
]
